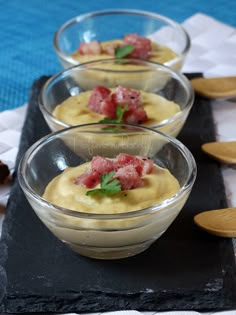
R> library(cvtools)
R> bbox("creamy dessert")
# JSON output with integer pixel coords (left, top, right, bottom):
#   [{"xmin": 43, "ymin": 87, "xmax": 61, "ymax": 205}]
[
  {"xmin": 43, "ymin": 153, "xmax": 180, "ymax": 214},
  {"xmin": 33, "ymin": 153, "xmax": 189, "ymax": 259},
  {"xmin": 71, "ymin": 33, "xmax": 178, "ymax": 65},
  {"xmin": 53, "ymin": 85, "xmax": 180, "ymax": 127}
]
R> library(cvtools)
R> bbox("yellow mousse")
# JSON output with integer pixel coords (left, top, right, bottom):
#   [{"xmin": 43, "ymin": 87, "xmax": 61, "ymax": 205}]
[
  {"xmin": 53, "ymin": 90, "xmax": 180, "ymax": 126},
  {"xmin": 43, "ymin": 162, "xmax": 180, "ymax": 214},
  {"xmin": 71, "ymin": 39, "xmax": 178, "ymax": 65}
]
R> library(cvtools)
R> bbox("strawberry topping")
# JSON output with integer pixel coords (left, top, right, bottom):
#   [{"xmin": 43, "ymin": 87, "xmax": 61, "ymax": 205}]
[
  {"xmin": 78, "ymin": 40, "xmax": 102, "ymax": 55},
  {"xmin": 87, "ymin": 86, "xmax": 111, "ymax": 114},
  {"xmin": 91, "ymin": 156, "xmax": 114, "ymax": 174},
  {"xmin": 112, "ymin": 86, "xmax": 141, "ymax": 110},
  {"xmin": 74, "ymin": 170, "xmax": 100, "ymax": 188},
  {"xmin": 114, "ymin": 153, "xmax": 144, "ymax": 176},
  {"xmin": 87, "ymin": 85, "xmax": 148, "ymax": 124},
  {"xmin": 100, "ymin": 34, "xmax": 152, "ymax": 59},
  {"xmin": 114, "ymin": 164, "xmax": 142, "ymax": 190},
  {"xmin": 122, "ymin": 34, "xmax": 152, "ymax": 59},
  {"xmin": 74, "ymin": 154, "xmax": 154, "ymax": 191}
]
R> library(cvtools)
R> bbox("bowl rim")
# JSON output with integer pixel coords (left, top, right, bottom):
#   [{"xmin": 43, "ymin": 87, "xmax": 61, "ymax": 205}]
[
  {"xmin": 38, "ymin": 57, "xmax": 195, "ymax": 131},
  {"xmin": 53, "ymin": 8, "xmax": 191, "ymax": 67},
  {"xmin": 18, "ymin": 123, "xmax": 197, "ymax": 220}
]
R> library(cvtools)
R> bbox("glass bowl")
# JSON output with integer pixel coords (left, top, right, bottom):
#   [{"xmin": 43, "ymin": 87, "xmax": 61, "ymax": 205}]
[
  {"xmin": 39, "ymin": 58, "xmax": 194, "ymax": 136},
  {"xmin": 18, "ymin": 123, "xmax": 197, "ymax": 260},
  {"xmin": 53, "ymin": 9, "xmax": 190, "ymax": 71}
]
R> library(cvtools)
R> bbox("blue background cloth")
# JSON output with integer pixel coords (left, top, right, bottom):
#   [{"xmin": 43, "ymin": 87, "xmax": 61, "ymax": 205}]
[{"xmin": 0, "ymin": 0, "xmax": 235, "ymax": 111}]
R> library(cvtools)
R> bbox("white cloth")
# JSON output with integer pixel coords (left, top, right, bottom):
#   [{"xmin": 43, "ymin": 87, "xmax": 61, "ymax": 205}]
[{"xmin": 0, "ymin": 13, "xmax": 236, "ymax": 315}]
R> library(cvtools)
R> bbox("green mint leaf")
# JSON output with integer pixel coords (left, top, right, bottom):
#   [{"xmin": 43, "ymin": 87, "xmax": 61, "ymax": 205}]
[
  {"xmin": 86, "ymin": 188, "xmax": 107, "ymax": 196},
  {"xmin": 86, "ymin": 171, "xmax": 121, "ymax": 196},
  {"xmin": 100, "ymin": 171, "xmax": 116, "ymax": 187},
  {"xmin": 115, "ymin": 44, "xmax": 134, "ymax": 58},
  {"xmin": 116, "ymin": 104, "xmax": 129, "ymax": 123},
  {"xmin": 99, "ymin": 117, "xmax": 117, "ymax": 124},
  {"xmin": 102, "ymin": 178, "xmax": 121, "ymax": 193}
]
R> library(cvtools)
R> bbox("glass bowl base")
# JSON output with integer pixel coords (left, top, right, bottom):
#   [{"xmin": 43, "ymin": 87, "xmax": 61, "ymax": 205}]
[{"xmin": 65, "ymin": 239, "xmax": 156, "ymax": 260}]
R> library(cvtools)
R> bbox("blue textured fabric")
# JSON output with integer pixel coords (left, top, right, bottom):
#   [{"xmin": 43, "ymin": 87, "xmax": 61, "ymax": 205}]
[{"xmin": 0, "ymin": 0, "xmax": 235, "ymax": 111}]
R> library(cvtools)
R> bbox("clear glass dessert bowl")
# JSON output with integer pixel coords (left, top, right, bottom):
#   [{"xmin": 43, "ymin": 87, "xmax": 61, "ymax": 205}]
[
  {"xmin": 39, "ymin": 58, "xmax": 194, "ymax": 137},
  {"xmin": 53, "ymin": 9, "xmax": 190, "ymax": 71},
  {"xmin": 18, "ymin": 123, "xmax": 197, "ymax": 260}
]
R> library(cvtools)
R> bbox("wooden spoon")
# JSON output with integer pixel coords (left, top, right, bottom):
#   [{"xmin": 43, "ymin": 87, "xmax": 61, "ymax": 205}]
[
  {"xmin": 194, "ymin": 208, "xmax": 236, "ymax": 237},
  {"xmin": 190, "ymin": 77, "xmax": 236, "ymax": 99},
  {"xmin": 201, "ymin": 141, "xmax": 236, "ymax": 164}
]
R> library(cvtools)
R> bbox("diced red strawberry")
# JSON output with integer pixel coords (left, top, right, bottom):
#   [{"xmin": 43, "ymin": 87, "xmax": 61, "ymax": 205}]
[
  {"xmin": 137, "ymin": 156, "xmax": 154, "ymax": 175},
  {"xmin": 123, "ymin": 108, "xmax": 148, "ymax": 124},
  {"xmin": 75, "ymin": 153, "xmax": 154, "ymax": 191},
  {"xmin": 87, "ymin": 85, "xmax": 148, "ymax": 124},
  {"xmin": 114, "ymin": 164, "xmax": 142, "ymax": 190},
  {"xmin": 74, "ymin": 170, "xmax": 100, "ymax": 188},
  {"xmin": 103, "ymin": 44, "xmax": 118, "ymax": 55},
  {"xmin": 87, "ymin": 86, "xmax": 111, "ymax": 113},
  {"xmin": 112, "ymin": 86, "xmax": 148, "ymax": 124},
  {"xmin": 100, "ymin": 97, "xmax": 117, "ymax": 118},
  {"xmin": 114, "ymin": 153, "xmax": 144, "ymax": 175},
  {"xmin": 78, "ymin": 40, "xmax": 102, "ymax": 55},
  {"xmin": 122, "ymin": 34, "xmax": 152, "ymax": 59},
  {"xmin": 113, "ymin": 86, "xmax": 141, "ymax": 110},
  {"xmin": 91, "ymin": 156, "xmax": 115, "ymax": 174}
]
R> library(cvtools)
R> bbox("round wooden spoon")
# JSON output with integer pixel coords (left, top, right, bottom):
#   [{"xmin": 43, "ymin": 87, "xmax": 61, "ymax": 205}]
[
  {"xmin": 191, "ymin": 77, "xmax": 236, "ymax": 99},
  {"xmin": 194, "ymin": 208, "xmax": 236, "ymax": 237},
  {"xmin": 201, "ymin": 141, "xmax": 236, "ymax": 164}
]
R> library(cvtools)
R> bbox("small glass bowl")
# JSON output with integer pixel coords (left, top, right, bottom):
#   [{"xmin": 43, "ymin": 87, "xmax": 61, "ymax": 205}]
[
  {"xmin": 53, "ymin": 9, "xmax": 190, "ymax": 70},
  {"xmin": 39, "ymin": 58, "xmax": 194, "ymax": 137},
  {"xmin": 18, "ymin": 123, "xmax": 197, "ymax": 260}
]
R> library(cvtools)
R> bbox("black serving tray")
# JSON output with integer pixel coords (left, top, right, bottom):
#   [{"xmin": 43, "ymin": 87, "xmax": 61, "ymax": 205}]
[{"xmin": 0, "ymin": 74, "xmax": 236, "ymax": 313}]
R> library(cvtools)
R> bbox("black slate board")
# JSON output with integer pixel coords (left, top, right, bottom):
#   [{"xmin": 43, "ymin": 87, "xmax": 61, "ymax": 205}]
[{"xmin": 0, "ymin": 74, "xmax": 236, "ymax": 313}]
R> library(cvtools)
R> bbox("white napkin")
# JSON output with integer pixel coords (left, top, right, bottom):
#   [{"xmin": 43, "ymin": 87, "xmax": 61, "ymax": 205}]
[
  {"xmin": 0, "ymin": 105, "xmax": 26, "ymax": 229},
  {"xmin": 182, "ymin": 13, "xmax": 236, "ymax": 76},
  {"xmin": 0, "ymin": 13, "xmax": 236, "ymax": 315}
]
